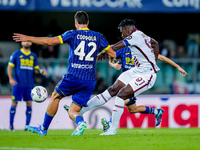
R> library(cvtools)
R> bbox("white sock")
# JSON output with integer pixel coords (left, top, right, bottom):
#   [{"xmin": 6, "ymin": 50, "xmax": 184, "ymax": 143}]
[
  {"xmin": 80, "ymin": 90, "xmax": 112, "ymax": 115},
  {"xmin": 110, "ymin": 96, "xmax": 125, "ymax": 130}
]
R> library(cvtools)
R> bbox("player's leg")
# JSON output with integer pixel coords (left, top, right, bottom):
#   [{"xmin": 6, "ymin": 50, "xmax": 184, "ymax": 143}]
[
  {"xmin": 101, "ymin": 73, "xmax": 157, "ymax": 135},
  {"xmin": 68, "ymin": 103, "xmax": 87, "ymax": 136},
  {"xmin": 9, "ymin": 86, "xmax": 23, "ymax": 131},
  {"xmin": 9, "ymin": 101, "xmax": 18, "ymax": 131},
  {"xmin": 70, "ymin": 79, "xmax": 96, "ymax": 136},
  {"xmin": 24, "ymin": 88, "xmax": 33, "ymax": 131},
  {"xmin": 103, "ymin": 84, "xmax": 134, "ymax": 135},
  {"xmin": 26, "ymin": 90, "xmax": 63, "ymax": 136},
  {"xmin": 25, "ymin": 101, "xmax": 32, "ymax": 130},
  {"xmin": 79, "ymin": 77, "xmax": 126, "ymax": 115}
]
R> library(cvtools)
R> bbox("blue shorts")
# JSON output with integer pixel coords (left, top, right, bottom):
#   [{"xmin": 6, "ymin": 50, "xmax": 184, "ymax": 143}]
[
  {"xmin": 12, "ymin": 86, "xmax": 33, "ymax": 101},
  {"xmin": 55, "ymin": 74, "xmax": 96, "ymax": 107}
]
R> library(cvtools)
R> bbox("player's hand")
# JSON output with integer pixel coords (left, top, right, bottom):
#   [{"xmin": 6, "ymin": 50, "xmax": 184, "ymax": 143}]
[
  {"xmin": 97, "ymin": 50, "xmax": 108, "ymax": 61},
  {"xmin": 109, "ymin": 61, "xmax": 122, "ymax": 70},
  {"xmin": 41, "ymin": 70, "xmax": 47, "ymax": 76},
  {"xmin": 177, "ymin": 66, "xmax": 188, "ymax": 76},
  {"xmin": 13, "ymin": 33, "xmax": 28, "ymax": 42},
  {"xmin": 9, "ymin": 79, "xmax": 17, "ymax": 86}
]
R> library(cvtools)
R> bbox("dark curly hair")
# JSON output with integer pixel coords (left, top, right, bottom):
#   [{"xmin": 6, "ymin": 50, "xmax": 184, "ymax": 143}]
[
  {"xmin": 74, "ymin": 11, "xmax": 89, "ymax": 24},
  {"xmin": 118, "ymin": 19, "xmax": 136, "ymax": 29}
]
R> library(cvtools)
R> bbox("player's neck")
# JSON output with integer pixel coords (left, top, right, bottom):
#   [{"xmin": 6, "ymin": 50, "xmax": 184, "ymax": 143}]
[
  {"xmin": 22, "ymin": 47, "xmax": 31, "ymax": 52},
  {"xmin": 77, "ymin": 25, "xmax": 88, "ymax": 30}
]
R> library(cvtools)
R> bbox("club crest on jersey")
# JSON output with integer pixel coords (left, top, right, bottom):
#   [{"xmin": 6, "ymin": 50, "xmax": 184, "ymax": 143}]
[{"xmin": 126, "ymin": 36, "xmax": 132, "ymax": 40}]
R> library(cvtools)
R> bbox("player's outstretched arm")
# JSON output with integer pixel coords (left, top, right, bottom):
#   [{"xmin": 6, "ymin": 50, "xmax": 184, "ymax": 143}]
[
  {"xmin": 111, "ymin": 40, "xmax": 126, "ymax": 51},
  {"xmin": 158, "ymin": 54, "xmax": 188, "ymax": 76},
  {"xmin": 13, "ymin": 33, "xmax": 61, "ymax": 46}
]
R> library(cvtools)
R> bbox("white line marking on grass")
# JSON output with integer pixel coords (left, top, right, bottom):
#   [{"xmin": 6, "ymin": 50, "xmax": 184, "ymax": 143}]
[{"xmin": 0, "ymin": 147, "xmax": 73, "ymax": 150}]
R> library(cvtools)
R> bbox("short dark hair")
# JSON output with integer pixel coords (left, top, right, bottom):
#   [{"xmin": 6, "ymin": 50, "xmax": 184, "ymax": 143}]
[
  {"xmin": 74, "ymin": 11, "xmax": 89, "ymax": 24},
  {"xmin": 118, "ymin": 19, "xmax": 136, "ymax": 29}
]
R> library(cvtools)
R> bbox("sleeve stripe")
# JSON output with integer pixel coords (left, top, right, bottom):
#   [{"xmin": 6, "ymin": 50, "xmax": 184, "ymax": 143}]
[
  {"xmin": 123, "ymin": 39, "xmax": 129, "ymax": 46},
  {"xmin": 34, "ymin": 66, "xmax": 39, "ymax": 69},
  {"xmin": 104, "ymin": 45, "xmax": 111, "ymax": 51},
  {"xmin": 8, "ymin": 62, "xmax": 14, "ymax": 67},
  {"xmin": 58, "ymin": 36, "xmax": 63, "ymax": 44}
]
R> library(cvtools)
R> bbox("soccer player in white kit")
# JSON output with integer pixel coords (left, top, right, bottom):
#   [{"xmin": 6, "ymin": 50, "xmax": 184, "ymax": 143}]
[{"xmin": 99, "ymin": 19, "xmax": 160, "ymax": 135}]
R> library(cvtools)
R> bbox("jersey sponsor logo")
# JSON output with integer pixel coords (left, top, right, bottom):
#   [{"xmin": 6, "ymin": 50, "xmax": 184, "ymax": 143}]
[
  {"xmin": 71, "ymin": 63, "xmax": 93, "ymax": 69},
  {"xmin": 20, "ymin": 66, "xmax": 34, "ymax": 70},
  {"xmin": 20, "ymin": 58, "xmax": 34, "ymax": 69}
]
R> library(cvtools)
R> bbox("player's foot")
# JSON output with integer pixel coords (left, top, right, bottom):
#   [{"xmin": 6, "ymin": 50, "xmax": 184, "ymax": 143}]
[
  {"xmin": 26, "ymin": 125, "xmax": 47, "ymax": 136},
  {"xmin": 101, "ymin": 118, "xmax": 110, "ymax": 132},
  {"xmin": 100, "ymin": 128, "xmax": 117, "ymax": 136},
  {"xmin": 71, "ymin": 121, "xmax": 87, "ymax": 136},
  {"xmin": 9, "ymin": 126, "xmax": 14, "ymax": 132},
  {"xmin": 24, "ymin": 127, "xmax": 28, "ymax": 131},
  {"xmin": 155, "ymin": 108, "xmax": 164, "ymax": 126},
  {"xmin": 63, "ymin": 105, "xmax": 70, "ymax": 112}
]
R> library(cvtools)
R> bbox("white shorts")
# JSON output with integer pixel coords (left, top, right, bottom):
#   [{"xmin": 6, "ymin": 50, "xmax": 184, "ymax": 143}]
[{"xmin": 117, "ymin": 69, "xmax": 157, "ymax": 97}]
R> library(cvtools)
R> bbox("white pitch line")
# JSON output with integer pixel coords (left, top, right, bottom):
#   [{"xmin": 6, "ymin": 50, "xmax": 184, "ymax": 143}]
[{"xmin": 0, "ymin": 147, "xmax": 74, "ymax": 150}]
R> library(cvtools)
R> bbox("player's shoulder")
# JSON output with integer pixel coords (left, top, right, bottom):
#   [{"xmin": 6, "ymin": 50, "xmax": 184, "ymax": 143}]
[
  {"xmin": 89, "ymin": 29, "xmax": 102, "ymax": 36},
  {"xmin": 30, "ymin": 51, "xmax": 38, "ymax": 58},
  {"xmin": 12, "ymin": 49, "xmax": 21, "ymax": 56},
  {"xmin": 62, "ymin": 29, "xmax": 74, "ymax": 36}
]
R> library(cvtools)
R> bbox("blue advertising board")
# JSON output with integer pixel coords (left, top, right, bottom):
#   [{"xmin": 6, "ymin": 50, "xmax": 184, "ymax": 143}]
[{"xmin": 0, "ymin": 0, "xmax": 200, "ymax": 13}]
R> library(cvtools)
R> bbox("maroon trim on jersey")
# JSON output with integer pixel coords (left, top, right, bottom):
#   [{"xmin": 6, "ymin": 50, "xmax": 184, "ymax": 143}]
[
  {"xmin": 101, "ymin": 94, "xmax": 107, "ymax": 102},
  {"xmin": 115, "ymin": 105, "xmax": 124, "ymax": 109},
  {"xmin": 131, "ymin": 28, "xmax": 138, "ymax": 34},
  {"xmin": 134, "ymin": 46, "xmax": 157, "ymax": 73},
  {"xmin": 135, "ymin": 75, "xmax": 153, "ymax": 93}
]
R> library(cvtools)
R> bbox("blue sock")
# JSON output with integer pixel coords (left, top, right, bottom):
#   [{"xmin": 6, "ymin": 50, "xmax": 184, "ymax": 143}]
[
  {"xmin": 26, "ymin": 106, "xmax": 32, "ymax": 125},
  {"xmin": 42, "ymin": 112, "xmax": 54, "ymax": 130},
  {"xmin": 75, "ymin": 116, "xmax": 84, "ymax": 125},
  {"xmin": 10, "ymin": 105, "xmax": 16, "ymax": 127},
  {"xmin": 141, "ymin": 106, "xmax": 155, "ymax": 114}
]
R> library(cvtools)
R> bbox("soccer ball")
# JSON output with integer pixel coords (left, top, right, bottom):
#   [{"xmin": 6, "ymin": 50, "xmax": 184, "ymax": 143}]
[{"xmin": 31, "ymin": 86, "xmax": 48, "ymax": 103}]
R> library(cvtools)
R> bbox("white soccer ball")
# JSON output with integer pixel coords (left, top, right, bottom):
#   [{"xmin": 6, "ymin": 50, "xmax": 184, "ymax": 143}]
[{"xmin": 31, "ymin": 86, "xmax": 48, "ymax": 103}]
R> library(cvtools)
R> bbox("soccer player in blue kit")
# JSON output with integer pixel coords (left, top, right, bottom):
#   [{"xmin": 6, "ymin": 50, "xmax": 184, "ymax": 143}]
[
  {"xmin": 13, "ymin": 11, "xmax": 116, "ymax": 136},
  {"xmin": 7, "ymin": 41, "xmax": 47, "ymax": 131}
]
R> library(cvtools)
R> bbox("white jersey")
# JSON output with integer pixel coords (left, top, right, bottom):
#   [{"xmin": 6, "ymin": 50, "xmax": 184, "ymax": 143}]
[{"xmin": 123, "ymin": 29, "xmax": 160, "ymax": 74}]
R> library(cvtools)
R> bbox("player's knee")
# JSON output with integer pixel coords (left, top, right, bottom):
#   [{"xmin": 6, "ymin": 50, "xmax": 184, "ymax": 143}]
[
  {"xmin": 108, "ymin": 86, "xmax": 118, "ymax": 97},
  {"xmin": 117, "ymin": 88, "xmax": 129, "ymax": 100}
]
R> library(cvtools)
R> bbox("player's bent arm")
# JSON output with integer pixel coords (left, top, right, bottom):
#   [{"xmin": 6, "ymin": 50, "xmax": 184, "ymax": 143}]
[
  {"xmin": 13, "ymin": 33, "xmax": 61, "ymax": 46},
  {"xmin": 35, "ymin": 68, "xmax": 47, "ymax": 76},
  {"xmin": 7, "ymin": 65, "xmax": 17, "ymax": 85},
  {"xmin": 106, "ymin": 47, "xmax": 116, "ymax": 58},
  {"xmin": 151, "ymin": 38, "xmax": 159, "ymax": 61},
  {"xmin": 158, "ymin": 54, "xmax": 188, "ymax": 76}
]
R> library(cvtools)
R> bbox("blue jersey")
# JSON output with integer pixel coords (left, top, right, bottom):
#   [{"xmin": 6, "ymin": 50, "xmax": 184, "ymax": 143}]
[
  {"xmin": 8, "ymin": 48, "xmax": 39, "ymax": 88},
  {"xmin": 115, "ymin": 47, "xmax": 135, "ymax": 72},
  {"xmin": 58, "ymin": 28, "xmax": 110, "ymax": 81}
]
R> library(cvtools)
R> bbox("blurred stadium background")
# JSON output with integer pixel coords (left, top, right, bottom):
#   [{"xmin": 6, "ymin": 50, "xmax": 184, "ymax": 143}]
[
  {"xmin": 0, "ymin": 0, "xmax": 200, "ymax": 131},
  {"xmin": 0, "ymin": 0, "xmax": 200, "ymax": 95}
]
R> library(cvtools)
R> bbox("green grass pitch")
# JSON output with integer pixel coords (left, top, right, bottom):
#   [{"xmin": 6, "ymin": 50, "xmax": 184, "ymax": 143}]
[{"xmin": 0, "ymin": 128, "xmax": 200, "ymax": 150}]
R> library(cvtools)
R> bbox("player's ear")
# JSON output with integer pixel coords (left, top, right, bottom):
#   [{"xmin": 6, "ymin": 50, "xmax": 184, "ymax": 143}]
[{"xmin": 87, "ymin": 20, "xmax": 89, "ymax": 26}]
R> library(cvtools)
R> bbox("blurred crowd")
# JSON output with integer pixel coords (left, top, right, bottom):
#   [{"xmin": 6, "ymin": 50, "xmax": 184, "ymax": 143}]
[{"xmin": 0, "ymin": 18, "xmax": 200, "ymax": 95}]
